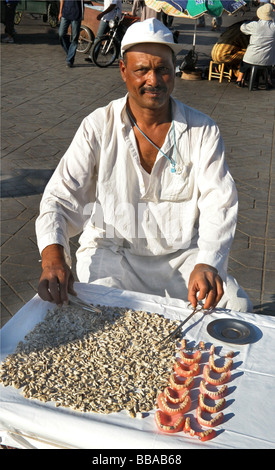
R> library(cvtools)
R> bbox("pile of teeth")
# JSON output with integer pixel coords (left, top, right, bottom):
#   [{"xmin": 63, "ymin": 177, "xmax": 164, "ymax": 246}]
[{"xmin": 0, "ymin": 304, "xmax": 181, "ymax": 417}]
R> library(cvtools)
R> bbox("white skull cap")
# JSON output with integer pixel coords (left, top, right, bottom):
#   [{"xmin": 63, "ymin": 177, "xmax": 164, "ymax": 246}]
[{"xmin": 121, "ymin": 18, "xmax": 182, "ymax": 56}]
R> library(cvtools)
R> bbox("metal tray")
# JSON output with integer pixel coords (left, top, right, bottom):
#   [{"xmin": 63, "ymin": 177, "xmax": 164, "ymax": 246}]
[{"xmin": 207, "ymin": 318, "xmax": 257, "ymax": 345}]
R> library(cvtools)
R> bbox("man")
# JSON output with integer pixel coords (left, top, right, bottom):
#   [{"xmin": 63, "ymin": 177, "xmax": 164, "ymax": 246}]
[
  {"xmin": 1, "ymin": 0, "xmax": 18, "ymax": 43},
  {"xmin": 235, "ymin": 3, "xmax": 275, "ymax": 86},
  {"xmin": 130, "ymin": 0, "xmax": 161, "ymax": 21},
  {"xmin": 211, "ymin": 21, "xmax": 250, "ymax": 78},
  {"xmin": 36, "ymin": 18, "xmax": 252, "ymax": 313},
  {"xmin": 58, "ymin": 0, "xmax": 84, "ymax": 67},
  {"xmin": 85, "ymin": 0, "xmax": 122, "ymax": 62}
]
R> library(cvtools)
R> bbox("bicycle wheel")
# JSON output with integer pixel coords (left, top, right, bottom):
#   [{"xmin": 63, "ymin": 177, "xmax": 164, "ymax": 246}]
[
  {"xmin": 77, "ymin": 26, "xmax": 94, "ymax": 54},
  {"xmin": 91, "ymin": 36, "xmax": 120, "ymax": 68},
  {"xmin": 14, "ymin": 11, "xmax": 22, "ymax": 25},
  {"xmin": 47, "ymin": 2, "xmax": 59, "ymax": 28}
]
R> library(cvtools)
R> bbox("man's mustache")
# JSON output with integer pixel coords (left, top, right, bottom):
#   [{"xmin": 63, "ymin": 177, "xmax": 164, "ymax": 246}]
[{"xmin": 140, "ymin": 86, "xmax": 166, "ymax": 94}]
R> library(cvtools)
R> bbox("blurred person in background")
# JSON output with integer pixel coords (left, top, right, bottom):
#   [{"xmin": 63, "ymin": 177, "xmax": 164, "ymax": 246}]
[
  {"xmin": 85, "ymin": 0, "xmax": 122, "ymax": 62},
  {"xmin": 1, "ymin": 0, "xmax": 18, "ymax": 43},
  {"xmin": 198, "ymin": 14, "xmax": 222, "ymax": 31},
  {"xmin": 235, "ymin": 3, "xmax": 275, "ymax": 87},
  {"xmin": 211, "ymin": 21, "xmax": 250, "ymax": 77},
  {"xmin": 130, "ymin": 0, "xmax": 161, "ymax": 21},
  {"xmin": 58, "ymin": 0, "xmax": 84, "ymax": 67}
]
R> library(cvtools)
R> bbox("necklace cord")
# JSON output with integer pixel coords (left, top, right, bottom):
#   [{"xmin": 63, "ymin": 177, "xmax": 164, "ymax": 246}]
[{"xmin": 126, "ymin": 109, "xmax": 176, "ymax": 173}]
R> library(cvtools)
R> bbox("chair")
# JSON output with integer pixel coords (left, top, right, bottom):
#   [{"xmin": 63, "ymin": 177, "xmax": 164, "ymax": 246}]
[
  {"xmin": 245, "ymin": 65, "xmax": 270, "ymax": 91},
  {"xmin": 208, "ymin": 61, "xmax": 233, "ymax": 83}
]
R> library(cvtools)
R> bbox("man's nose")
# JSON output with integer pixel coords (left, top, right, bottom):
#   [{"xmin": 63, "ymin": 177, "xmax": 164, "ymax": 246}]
[{"xmin": 146, "ymin": 69, "xmax": 159, "ymax": 86}]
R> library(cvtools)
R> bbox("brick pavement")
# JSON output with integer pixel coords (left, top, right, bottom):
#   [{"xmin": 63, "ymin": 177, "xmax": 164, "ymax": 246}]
[{"xmin": 1, "ymin": 6, "xmax": 275, "ymax": 327}]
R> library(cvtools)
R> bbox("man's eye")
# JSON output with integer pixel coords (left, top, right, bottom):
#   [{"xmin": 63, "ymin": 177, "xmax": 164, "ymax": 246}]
[
  {"xmin": 134, "ymin": 66, "xmax": 171, "ymax": 76},
  {"xmin": 158, "ymin": 67, "xmax": 170, "ymax": 74},
  {"xmin": 135, "ymin": 68, "xmax": 148, "ymax": 74}
]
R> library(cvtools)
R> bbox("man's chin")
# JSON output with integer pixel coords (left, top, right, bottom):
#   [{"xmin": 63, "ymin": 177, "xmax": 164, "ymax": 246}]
[{"xmin": 140, "ymin": 94, "xmax": 168, "ymax": 109}]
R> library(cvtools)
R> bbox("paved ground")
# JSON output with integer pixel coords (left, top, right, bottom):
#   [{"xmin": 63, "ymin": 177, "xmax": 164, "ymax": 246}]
[{"xmin": 1, "ymin": 4, "xmax": 275, "ymax": 328}]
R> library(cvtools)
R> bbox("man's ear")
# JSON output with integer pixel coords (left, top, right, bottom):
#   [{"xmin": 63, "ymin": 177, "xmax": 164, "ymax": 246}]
[{"xmin": 119, "ymin": 58, "xmax": 127, "ymax": 83}]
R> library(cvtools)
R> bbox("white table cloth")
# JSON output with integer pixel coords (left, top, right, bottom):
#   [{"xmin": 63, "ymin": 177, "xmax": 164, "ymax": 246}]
[{"xmin": 1, "ymin": 283, "xmax": 275, "ymax": 449}]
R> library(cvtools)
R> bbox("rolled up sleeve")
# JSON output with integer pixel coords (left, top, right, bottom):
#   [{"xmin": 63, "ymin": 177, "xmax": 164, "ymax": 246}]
[
  {"xmin": 195, "ymin": 123, "xmax": 238, "ymax": 279},
  {"xmin": 35, "ymin": 117, "xmax": 98, "ymax": 264}
]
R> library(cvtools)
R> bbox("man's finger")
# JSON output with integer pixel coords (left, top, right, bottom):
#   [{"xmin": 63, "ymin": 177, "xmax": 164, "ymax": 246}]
[
  {"xmin": 68, "ymin": 274, "xmax": 77, "ymax": 297},
  {"xmin": 197, "ymin": 284, "xmax": 210, "ymax": 302},
  {"xmin": 203, "ymin": 287, "xmax": 217, "ymax": 310},
  {"xmin": 188, "ymin": 282, "xmax": 199, "ymax": 307},
  {"xmin": 48, "ymin": 278, "xmax": 63, "ymax": 306},
  {"xmin": 204, "ymin": 277, "xmax": 224, "ymax": 309},
  {"xmin": 214, "ymin": 277, "xmax": 224, "ymax": 306},
  {"xmin": 38, "ymin": 279, "xmax": 54, "ymax": 303},
  {"xmin": 58, "ymin": 281, "xmax": 70, "ymax": 305}
]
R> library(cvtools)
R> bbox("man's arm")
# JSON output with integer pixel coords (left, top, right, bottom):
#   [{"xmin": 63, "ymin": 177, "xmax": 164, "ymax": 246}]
[
  {"xmin": 240, "ymin": 21, "xmax": 257, "ymax": 36},
  {"xmin": 38, "ymin": 244, "xmax": 76, "ymax": 306},
  {"xmin": 186, "ymin": 116, "xmax": 238, "ymax": 310},
  {"xmin": 58, "ymin": 0, "xmax": 64, "ymax": 21},
  {"xmin": 36, "ymin": 115, "xmax": 98, "ymax": 306},
  {"xmin": 97, "ymin": 3, "xmax": 116, "ymax": 20}
]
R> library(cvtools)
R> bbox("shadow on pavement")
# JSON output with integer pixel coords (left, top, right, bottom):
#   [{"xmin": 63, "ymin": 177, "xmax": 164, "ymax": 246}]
[{"xmin": 0, "ymin": 169, "xmax": 54, "ymax": 197}]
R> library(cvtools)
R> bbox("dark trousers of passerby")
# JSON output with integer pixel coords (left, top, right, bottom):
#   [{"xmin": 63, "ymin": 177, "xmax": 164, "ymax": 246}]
[
  {"xmin": 87, "ymin": 19, "xmax": 109, "ymax": 59},
  {"xmin": 59, "ymin": 17, "xmax": 81, "ymax": 65},
  {"xmin": 162, "ymin": 12, "xmax": 173, "ymax": 29},
  {"xmin": 3, "ymin": 1, "xmax": 17, "ymax": 37}
]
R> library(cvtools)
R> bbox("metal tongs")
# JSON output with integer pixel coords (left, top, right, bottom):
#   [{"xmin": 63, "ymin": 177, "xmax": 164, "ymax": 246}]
[
  {"xmin": 68, "ymin": 293, "xmax": 102, "ymax": 314},
  {"xmin": 158, "ymin": 303, "xmax": 205, "ymax": 345}
]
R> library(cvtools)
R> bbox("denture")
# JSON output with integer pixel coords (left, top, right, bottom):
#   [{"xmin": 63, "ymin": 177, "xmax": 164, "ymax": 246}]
[
  {"xmin": 198, "ymin": 393, "xmax": 225, "ymax": 413},
  {"xmin": 155, "ymin": 410, "xmax": 185, "ymax": 433},
  {"xmin": 169, "ymin": 373, "xmax": 194, "ymax": 391},
  {"xmin": 179, "ymin": 349, "xmax": 202, "ymax": 365},
  {"xmin": 203, "ymin": 365, "xmax": 231, "ymax": 386},
  {"xmin": 157, "ymin": 392, "xmax": 191, "ymax": 415},
  {"xmin": 199, "ymin": 380, "xmax": 228, "ymax": 399},
  {"xmin": 163, "ymin": 386, "xmax": 190, "ymax": 404},
  {"xmin": 174, "ymin": 359, "xmax": 200, "ymax": 378},
  {"xmin": 209, "ymin": 346, "xmax": 233, "ymax": 373},
  {"xmin": 196, "ymin": 406, "xmax": 224, "ymax": 428}
]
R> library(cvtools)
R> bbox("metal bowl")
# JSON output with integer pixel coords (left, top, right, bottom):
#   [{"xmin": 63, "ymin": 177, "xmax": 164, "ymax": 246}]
[{"xmin": 207, "ymin": 318, "xmax": 257, "ymax": 345}]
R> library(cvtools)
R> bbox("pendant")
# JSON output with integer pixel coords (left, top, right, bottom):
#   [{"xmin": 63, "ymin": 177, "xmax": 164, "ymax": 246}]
[
  {"xmin": 174, "ymin": 164, "xmax": 183, "ymax": 175},
  {"xmin": 171, "ymin": 164, "xmax": 182, "ymax": 175}
]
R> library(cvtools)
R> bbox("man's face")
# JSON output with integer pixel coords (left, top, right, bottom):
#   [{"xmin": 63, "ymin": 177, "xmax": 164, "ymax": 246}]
[{"xmin": 119, "ymin": 43, "xmax": 175, "ymax": 112}]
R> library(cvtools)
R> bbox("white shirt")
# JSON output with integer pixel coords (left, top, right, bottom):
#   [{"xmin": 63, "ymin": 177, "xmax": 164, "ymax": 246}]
[
  {"xmin": 241, "ymin": 19, "xmax": 275, "ymax": 66},
  {"xmin": 36, "ymin": 95, "xmax": 238, "ymax": 291},
  {"xmin": 102, "ymin": 0, "xmax": 122, "ymax": 21}
]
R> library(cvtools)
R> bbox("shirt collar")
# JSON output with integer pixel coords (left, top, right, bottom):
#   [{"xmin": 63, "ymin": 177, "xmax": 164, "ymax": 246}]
[{"xmin": 120, "ymin": 93, "xmax": 188, "ymax": 136}]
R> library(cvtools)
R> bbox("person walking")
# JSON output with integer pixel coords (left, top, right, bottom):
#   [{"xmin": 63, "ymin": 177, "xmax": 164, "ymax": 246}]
[
  {"xmin": 1, "ymin": 0, "xmax": 18, "ymax": 43},
  {"xmin": 58, "ymin": 0, "xmax": 84, "ymax": 67}
]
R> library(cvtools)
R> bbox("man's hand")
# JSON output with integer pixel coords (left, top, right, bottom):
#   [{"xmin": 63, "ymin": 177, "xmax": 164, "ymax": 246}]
[
  {"xmin": 38, "ymin": 244, "xmax": 76, "ymax": 306},
  {"xmin": 188, "ymin": 264, "xmax": 224, "ymax": 310},
  {"xmin": 58, "ymin": 0, "xmax": 63, "ymax": 22}
]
